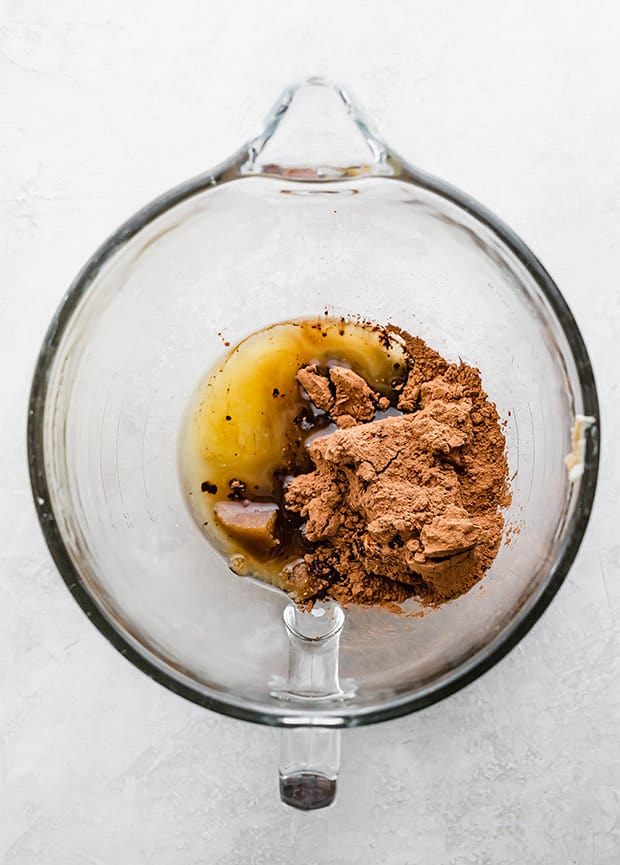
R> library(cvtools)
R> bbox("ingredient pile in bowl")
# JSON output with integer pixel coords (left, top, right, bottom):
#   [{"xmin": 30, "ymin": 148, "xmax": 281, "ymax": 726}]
[{"xmin": 180, "ymin": 318, "xmax": 511, "ymax": 611}]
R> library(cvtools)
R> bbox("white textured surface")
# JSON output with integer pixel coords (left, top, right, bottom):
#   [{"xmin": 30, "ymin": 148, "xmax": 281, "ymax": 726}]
[{"xmin": 1, "ymin": 1, "xmax": 619, "ymax": 862}]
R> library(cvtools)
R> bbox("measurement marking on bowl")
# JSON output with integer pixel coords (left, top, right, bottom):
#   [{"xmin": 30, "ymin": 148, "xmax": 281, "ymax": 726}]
[
  {"xmin": 99, "ymin": 385, "xmax": 114, "ymax": 527},
  {"xmin": 540, "ymin": 398, "xmax": 548, "ymax": 489},
  {"xmin": 141, "ymin": 391, "xmax": 154, "ymax": 503},
  {"xmin": 115, "ymin": 392, "xmax": 127, "ymax": 507},
  {"xmin": 512, "ymin": 406, "xmax": 520, "ymax": 483},
  {"xmin": 527, "ymin": 403, "xmax": 536, "ymax": 504}
]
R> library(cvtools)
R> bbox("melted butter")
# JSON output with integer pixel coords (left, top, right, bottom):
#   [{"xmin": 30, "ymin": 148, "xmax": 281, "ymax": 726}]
[{"xmin": 179, "ymin": 317, "xmax": 406, "ymax": 594}]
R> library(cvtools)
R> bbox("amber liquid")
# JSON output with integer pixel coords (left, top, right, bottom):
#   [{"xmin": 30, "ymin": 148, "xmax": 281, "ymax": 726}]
[{"xmin": 179, "ymin": 317, "xmax": 407, "ymax": 593}]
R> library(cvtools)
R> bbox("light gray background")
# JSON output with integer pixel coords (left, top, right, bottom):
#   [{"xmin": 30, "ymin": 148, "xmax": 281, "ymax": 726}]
[{"xmin": 1, "ymin": 1, "xmax": 619, "ymax": 862}]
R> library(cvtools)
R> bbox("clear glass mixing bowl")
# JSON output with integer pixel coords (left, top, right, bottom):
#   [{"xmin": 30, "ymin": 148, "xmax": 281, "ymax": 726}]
[{"xmin": 28, "ymin": 78, "xmax": 599, "ymax": 810}]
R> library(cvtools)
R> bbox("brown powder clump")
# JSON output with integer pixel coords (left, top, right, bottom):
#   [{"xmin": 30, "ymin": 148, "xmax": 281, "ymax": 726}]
[
  {"xmin": 296, "ymin": 364, "xmax": 334, "ymax": 412},
  {"xmin": 285, "ymin": 332, "xmax": 511, "ymax": 609},
  {"xmin": 296, "ymin": 364, "xmax": 377, "ymax": 427},
  {"xmin": 329, "ymin": 366, "xmax": 376, "ymax": 425}
]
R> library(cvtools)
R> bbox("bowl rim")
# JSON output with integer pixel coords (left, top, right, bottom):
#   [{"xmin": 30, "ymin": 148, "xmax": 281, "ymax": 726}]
[{"xmin": 27, "ymin": 105, "xmax": 600, "ymax": 729}]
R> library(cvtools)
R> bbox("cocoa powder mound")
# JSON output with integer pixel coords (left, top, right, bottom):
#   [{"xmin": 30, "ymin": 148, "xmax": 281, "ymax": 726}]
[{"xmin": 285, "ymin": 332, "xmax": 511, "ymax": 609}]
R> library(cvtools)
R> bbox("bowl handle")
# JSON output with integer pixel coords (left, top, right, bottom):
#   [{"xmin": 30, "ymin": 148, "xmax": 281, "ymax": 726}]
[
  {"xmin": 276, "ymin": 601, "xmax": 345, "ymax": 810},
  {"xmin": 279, "ymin": 727, "xmax": 340, "ymax": 811}
]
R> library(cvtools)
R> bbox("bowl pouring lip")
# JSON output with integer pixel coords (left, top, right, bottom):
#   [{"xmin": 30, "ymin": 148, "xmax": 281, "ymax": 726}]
[{"xmin": 27, "ymin": 116, "xmax": 600, "ymax": 729}]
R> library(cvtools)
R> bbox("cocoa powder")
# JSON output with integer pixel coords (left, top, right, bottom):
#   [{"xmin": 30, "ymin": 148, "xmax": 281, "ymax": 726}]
[{"xmin": 285, "ymin": 331, "xmax": 511, "ymax": 609}]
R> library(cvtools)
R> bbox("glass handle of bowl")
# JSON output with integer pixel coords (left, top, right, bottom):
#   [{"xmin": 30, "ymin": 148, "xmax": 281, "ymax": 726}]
[
  {"xmin": 277, "ymin": 602, "xmax": 345, "ymax": 811},
  {"xmin": 279, "ymin": 726, "xmax": 340, "ymax": 811}
]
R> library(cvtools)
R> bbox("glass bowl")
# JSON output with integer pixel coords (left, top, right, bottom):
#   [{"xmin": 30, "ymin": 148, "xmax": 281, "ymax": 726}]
[{"xmin": 28, "ymin": 78, "xmax": 599, "ymax": 809}]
